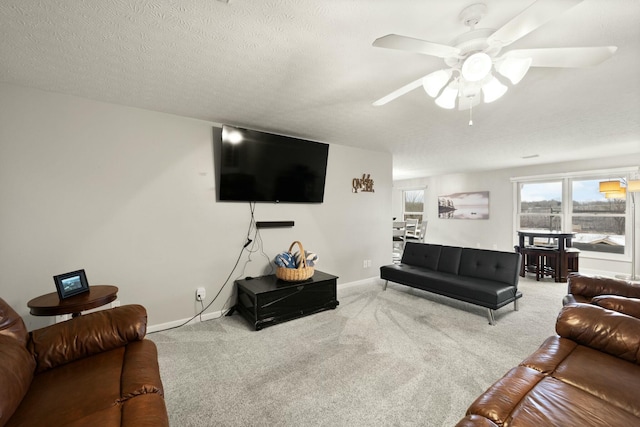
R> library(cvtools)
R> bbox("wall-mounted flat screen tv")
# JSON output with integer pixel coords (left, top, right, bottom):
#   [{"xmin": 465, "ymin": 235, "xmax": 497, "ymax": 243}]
[{"xmin": 217, "ymin": 125, "xmax": 329, "ymax": 203}]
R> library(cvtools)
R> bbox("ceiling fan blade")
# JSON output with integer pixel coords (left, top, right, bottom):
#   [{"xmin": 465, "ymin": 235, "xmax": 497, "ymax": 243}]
[
  {"xmin": 373, "ymin": 34, "xmax": 460, "ymax": 58},
  {"xmin": 502, "ymin": 46, "xmax": 617, "ymax": 68},
  {"xmin": 373, "ymin": 74, "xmax": 432, "ymax": 106},
  {"xmin": 487, "ymin": 0, "xmax": 583, "ymax": 48}
]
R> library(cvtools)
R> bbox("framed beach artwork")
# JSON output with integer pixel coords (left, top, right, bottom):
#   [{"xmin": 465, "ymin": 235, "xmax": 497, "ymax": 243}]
[{"xmin": 438, "ymin": 191, "xmax": 489, "ymax": 219}]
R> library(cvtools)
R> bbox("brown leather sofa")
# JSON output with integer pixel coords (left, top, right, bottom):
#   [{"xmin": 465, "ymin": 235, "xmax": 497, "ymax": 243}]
[
  {"xmin": 0, "ymin": 297, "xmax": 169, "ymax": 427},
  {"xmin": 455, "ymin": 277, "xmax": 640, "ymax": 426},
  {"xmin": 563, "ymin": 272, "xmax": 640, "ymax": 304}
]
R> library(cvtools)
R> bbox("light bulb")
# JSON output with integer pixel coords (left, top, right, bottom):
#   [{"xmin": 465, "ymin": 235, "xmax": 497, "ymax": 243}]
[
  {"xmin": 482, "ymin": 77, "xmax": 507, "ymax": 103},
  {"xmin": 496, "ymin": 57, "xmax": 532, "ymax": 84},
  {"xmin": 435, "ymin": 83, "xmax": 458, "ymax": 109},
  {"xmin": 422, "ymin": 69, "xmax": 452, "ymax": 98}
]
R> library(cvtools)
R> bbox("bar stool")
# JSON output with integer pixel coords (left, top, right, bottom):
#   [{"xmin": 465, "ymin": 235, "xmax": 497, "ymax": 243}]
[
  {"xmin": 564, "ymin": 248, "xmax": 580, "ymax": 277},
  {"xmin": 519, "ymin": 247, "xmax": 541, "ymax": 280},
  {"xmin": 537, "ymin": 248, "xmax": 560, "ymax": 281},
  {"xmin": 519, "ymin": 246, "xmax": 559, "ymax": 281}
]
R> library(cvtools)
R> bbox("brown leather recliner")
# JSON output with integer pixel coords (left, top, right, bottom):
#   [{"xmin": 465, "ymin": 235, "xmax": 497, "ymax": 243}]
[
  {"xmin": 563, "ymin": 272, "xmax": 640, "ymax": 305},
  {"xmin": 0, "ymin": 298, "xmax": 169, "ymax": 427},
  {"xmin": 456, "ymin": 297, "xmax": 640, "ymax": 426}
]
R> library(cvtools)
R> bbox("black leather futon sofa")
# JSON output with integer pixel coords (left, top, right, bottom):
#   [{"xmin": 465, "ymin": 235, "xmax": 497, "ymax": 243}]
[{"xmin": 380, "ymin": 242, "xmax": 522, "ymax": 325}]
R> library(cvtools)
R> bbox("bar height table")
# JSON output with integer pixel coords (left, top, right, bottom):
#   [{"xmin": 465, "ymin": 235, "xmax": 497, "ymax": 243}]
[{"xmin": 517, "ymin": 230, "xmax": 576, "ymax": 282}]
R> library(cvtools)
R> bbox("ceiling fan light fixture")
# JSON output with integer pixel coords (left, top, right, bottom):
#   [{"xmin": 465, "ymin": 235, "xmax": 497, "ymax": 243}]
[
  {"xmin": 422, "ymin": 69, "xmax": 452, "ymax": 98},
  {"xmin": 461, "ymin": 52, "xmax": 493, "ymax": 82},
  {"xmin": 435, "ymin": 83, "xmax": 458, "ymax": 109},
  {"xmin": 482, "ymin": 76, "xmax": 507, "ymax": 103},
  {"xmin": 496, "ymin": 57, "xmax": 532, "ymax": 84}
]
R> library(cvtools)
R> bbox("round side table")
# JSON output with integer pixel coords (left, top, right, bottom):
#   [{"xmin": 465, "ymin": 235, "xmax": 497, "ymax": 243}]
[{"xmin": 27, "ymin": 285, "xmax": 119, "ymax": 317}]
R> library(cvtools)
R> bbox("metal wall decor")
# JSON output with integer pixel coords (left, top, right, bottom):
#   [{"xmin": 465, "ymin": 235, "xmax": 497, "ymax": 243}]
[{"xmin": 352, "ymin": 174, "xmax": 375, "ymax": 193}]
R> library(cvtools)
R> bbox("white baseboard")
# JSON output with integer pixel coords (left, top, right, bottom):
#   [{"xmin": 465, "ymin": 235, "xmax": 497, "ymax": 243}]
[
  {"xmin": 147, "ymin": 276, "xmax": 382, "ymax": 333},
  {"xmin": 338, "ymin": 276, "xmax": 383, "ymax": 289},
  {"xmin": 147, "ymin": 308, "xmax": 231, "ymax": 333}
]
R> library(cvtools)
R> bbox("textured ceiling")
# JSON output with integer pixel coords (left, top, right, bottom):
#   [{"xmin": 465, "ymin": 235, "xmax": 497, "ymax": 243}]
[{"xmin": 1, "ymin": 0, "xmax": 639, "ymax": 179}]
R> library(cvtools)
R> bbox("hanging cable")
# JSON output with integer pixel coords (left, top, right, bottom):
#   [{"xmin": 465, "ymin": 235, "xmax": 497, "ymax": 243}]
[{"xmin": 149, "ymin": 202, "xmax": 258, "ymax": 333}]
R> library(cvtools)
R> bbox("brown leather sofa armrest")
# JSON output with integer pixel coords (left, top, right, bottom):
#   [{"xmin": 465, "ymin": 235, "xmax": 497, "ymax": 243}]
[
  {"xmin": 519, "ymin": 336, "xmax": 577, "ymax": 375},
  {"xmin": 592, "ymin": 295, "xmax": 640, "ymax": 318},
  {"xmin": 464, "ymin": 366, "xmax": 545, "ymax": 426},
  {"xmin": 29, "ymin": 304, "xmax": 147, "ymax": 373},
  {"xmin": 556, "ymin": 303, "xmax": 640, "ymax": 364},
  {"xmin": 455, "ymin": 414, "xmax": 500, "ymax": 427},
  {"xmin": 566, "ymin": 273, "xmax": 640, "ymax": 300}
]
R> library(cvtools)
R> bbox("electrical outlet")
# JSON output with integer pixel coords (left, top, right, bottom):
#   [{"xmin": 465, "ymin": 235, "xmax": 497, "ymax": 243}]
[
  {"xmin": 363, "ymin": 260, "xmax": 367, "ymax": 268},
  {"xmin": 196, "ymin": 287, "xmax": 206, "ymax": 301}
]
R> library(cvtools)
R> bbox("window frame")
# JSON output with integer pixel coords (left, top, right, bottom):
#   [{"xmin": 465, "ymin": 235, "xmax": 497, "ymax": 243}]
[
  {"xmin": 517, "ymin": 180, "xmax": 564, "ymax": 234},
  {"xmin": 402, "ymin": 188, "xmax": 425, "ymax": 223},
  {"xmin": 512, "ymin": 168, "xmax": 637, "ymax": 262},
  {"xmin": 570, "ymin": 176, "xmax": 627, "ymax": 255}
]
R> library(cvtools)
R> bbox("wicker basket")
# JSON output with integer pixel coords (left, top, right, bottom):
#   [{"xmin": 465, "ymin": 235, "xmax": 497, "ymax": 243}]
[{"xmin": 275, "ymin": 241, "xmax": 315, "ymax": 282}]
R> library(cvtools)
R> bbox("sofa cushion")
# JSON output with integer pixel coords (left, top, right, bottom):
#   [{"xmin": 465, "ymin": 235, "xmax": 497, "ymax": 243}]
[
  {"xmin": 553, "ymin": 344, "xmax": 640, "ymax": 418},
  {"xmin": 382, "ymin": 263, "xmax": 519, "ymax": 309},
  {"xmin": 592, "ymin": 295, "xmax": 640, "ymax": 319},
  {"xmin": 506, "ymin": 376, "xmax": 639, "ymax": 427},
  {"xmin": 7, "ymin": 347, "xmax": 125, "ymax": 427},
  {"xmin": 400, "ymin": 243, "xmax": 441, "ymax": 270},
  {"xmin": 459, "ymin": 248, "xmax": 521, "ymax": 286},
  {"xmin": 29, "ymin": 305, "xmax": 147, "ymax": 373},
  {"xmin": 0, "ymin": 335, "xmax": 35, "ymax": 427},
  {"xmin": 8, "ymin": 340, "xmax": 167, "ymax": 427},
  {"xmin": 437, "ymin": 246, "xmax": 463, "ymax": 274},
  {"xmin": 463, "ymin": 350, "xmax": 640, "ymax": 427},
  {"xmin": 556, "ymin": 304, "xmax": 640, "ymax": 364},
  {"xmin": 567, "ymin": 274, "xmax": 640, "ymax": 300}
]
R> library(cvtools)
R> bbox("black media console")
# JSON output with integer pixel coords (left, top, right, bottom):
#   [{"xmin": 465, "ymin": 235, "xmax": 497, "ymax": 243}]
[{"xmin": 234, "ymin": 270, "xmax": 339, "ymax": 330}]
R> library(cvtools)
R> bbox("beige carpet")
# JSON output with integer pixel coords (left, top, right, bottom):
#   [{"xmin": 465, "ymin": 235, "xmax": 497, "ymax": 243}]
[{"xmin": 149, "ymin": 275, "xmax": 568, "ymax": 426}]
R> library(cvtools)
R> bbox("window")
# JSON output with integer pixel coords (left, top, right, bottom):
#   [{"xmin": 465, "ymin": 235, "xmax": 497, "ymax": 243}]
[
  {"xmin": 571, "ymin": 178, "xmax": 625, "ymax": 254},
  {"xmin": 514, "ymin": 171, "xmax": 633, "ymax": 257},
  {"xmin": 403, "ymin": 189, "xmax": 424, "ymax": 222},
  {"xmin": 518, "ymin": 181, "xmax": 563, "ymax": 233}
]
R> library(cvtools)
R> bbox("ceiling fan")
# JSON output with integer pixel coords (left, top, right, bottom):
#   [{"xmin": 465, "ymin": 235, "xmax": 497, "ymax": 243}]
[{"xmin": 372, "ymin": 0, "xmax": 617, "ymax": 111}]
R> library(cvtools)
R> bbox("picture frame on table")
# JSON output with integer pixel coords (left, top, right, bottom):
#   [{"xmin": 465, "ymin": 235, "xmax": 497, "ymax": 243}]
[{"xmin": 53, "ymin": 269, "xmax": 90, "ymax": 299}]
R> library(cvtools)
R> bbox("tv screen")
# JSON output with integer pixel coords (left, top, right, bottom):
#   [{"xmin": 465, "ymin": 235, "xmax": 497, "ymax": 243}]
[{"xmin": 217, "ymin": 125, "xmax": 329, "ymax": 203}]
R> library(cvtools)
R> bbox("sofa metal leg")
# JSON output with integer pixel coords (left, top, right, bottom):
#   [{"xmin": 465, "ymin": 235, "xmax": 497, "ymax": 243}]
[
  {"xmin": 383, "ymin": 280, "xmax": 388, "ymax": 291},
  {"xmin": 487, "ymin": 309, "xmax": 496, "ymax": 326},
  {"xmin": 514, "ymin": 299, "xmax": 519, "ymax": 311}
]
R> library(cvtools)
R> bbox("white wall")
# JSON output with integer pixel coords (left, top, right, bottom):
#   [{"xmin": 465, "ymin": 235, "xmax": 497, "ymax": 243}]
[
  {"xmin": 394, "ymin": 154, "xmax": 640, "ymax": 277},
  {"xmin": 0, "ymin": 83, "xmax": 392, "ymax": 330}
]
